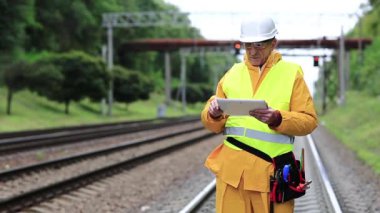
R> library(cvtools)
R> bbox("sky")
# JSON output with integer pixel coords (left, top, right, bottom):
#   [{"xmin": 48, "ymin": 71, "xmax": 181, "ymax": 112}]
[
  {"xmin": 163, "ymin": 0, "xmax": 369, "ymax": 96},
  {"xmin": 163, "ymin": 0, "xmax": 369, "ymax": 40}
]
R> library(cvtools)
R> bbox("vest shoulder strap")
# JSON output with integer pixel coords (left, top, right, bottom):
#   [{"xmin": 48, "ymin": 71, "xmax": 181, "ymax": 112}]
[{"xmin": 274, "ymin": 60, "xmax": 303, "ymax": 76}]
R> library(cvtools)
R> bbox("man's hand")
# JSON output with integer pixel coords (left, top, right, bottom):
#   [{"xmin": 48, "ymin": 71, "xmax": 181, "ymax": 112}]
[
  {"xmin": 249, "ymin": 108, "xmax": 282, "ymax": 127},
  {"xmin": 208, "ymin": 99, "xmax": 223, "ymax": 119}
]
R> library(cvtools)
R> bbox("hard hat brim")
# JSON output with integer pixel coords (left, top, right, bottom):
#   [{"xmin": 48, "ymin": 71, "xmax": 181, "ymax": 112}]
[{"xmin": 240, "ymin": 36, "xmax": 276, "ymax": 43}]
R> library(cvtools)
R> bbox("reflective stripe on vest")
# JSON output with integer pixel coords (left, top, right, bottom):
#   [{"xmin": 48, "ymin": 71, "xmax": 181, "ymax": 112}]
[
  {"xmin": 222, "ymin": 60, "xmax": 301, "ymax": 157},
  {"xmin": 224, "ymin": 127, "xmax": 295, "ymax": 144}
]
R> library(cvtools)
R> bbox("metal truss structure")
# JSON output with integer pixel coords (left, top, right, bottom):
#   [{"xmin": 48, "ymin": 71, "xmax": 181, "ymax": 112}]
[
  {"xmin": 101, "ymin": 11, "xmax": 369, "ymax": 114},
  {"xmin": 101, "ymin": 11, "xmax": 191, "ymax": 116},
  {"xmin": 102, "ymin": 11, "xmax": 190, "ymax": 28}
]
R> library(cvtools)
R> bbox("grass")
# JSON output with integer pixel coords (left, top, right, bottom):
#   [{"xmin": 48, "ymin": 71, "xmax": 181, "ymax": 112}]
[
  {"xmin": 320, "ymin": 90, "xmax": 380, "ymax": 175},
  {"xmin": 0, "ymin": 88, "xmax": 203, "ymax": 132}
]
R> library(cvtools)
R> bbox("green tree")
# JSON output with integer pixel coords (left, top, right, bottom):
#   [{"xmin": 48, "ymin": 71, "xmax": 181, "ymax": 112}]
[
  {"xmin": 345, "ymin": 2, "xmax": 380, "ymax": 97},
  {"xmin": 3, "ymin": 61, "xmax": 30, "ymax": 114},
  {"xmin": 113, "ymin": 66, "xmax": 154, "ymax": 108},
  {"xmin": 34, "ymin": 51, "xmax": 109, "ymax": 114},
  {"xmin": 361, "ymin": 38, "xmax": 380, "ymax": 96},
  {"xmin": 0, "ymin": 0, "xmax": 234, "ymax": 108},
  {"xmin": 26, "ymin": 0, "xmax": 102, "ymax": 53},
  {"xmin": 0, "ymin": 0, "xmax": 35, "ymax": 65},
  {"xmin": 171, "ymin": 83, "xmax": 214, "ymax": 104},
  {"xmin": 27, "ymin": 61, "xmax": 64, "ymax": 102}
]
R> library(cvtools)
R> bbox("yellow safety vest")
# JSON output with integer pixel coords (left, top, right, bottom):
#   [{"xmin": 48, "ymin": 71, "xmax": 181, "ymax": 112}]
[{"xmin": 222, "ymin": 60, "xmax": 301, "ymax": 157}]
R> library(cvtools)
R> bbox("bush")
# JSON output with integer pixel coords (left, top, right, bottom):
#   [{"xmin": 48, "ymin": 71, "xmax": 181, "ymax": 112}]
[
  {"xmin": 361, "ymin": 38, "xmax": 380, "ymax": 96},
  {"xmin": 113, "ymin": 65, "xmax": 154, "ymax": 105},
  {"xmin": 172, "ymin": 82, "xmax": 214, "ymax": 103}
]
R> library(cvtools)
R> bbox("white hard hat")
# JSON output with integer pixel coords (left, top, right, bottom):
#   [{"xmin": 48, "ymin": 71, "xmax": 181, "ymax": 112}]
[{"xmin": 240, "ymin": 16, "xmax": 278, "ymax": 42}]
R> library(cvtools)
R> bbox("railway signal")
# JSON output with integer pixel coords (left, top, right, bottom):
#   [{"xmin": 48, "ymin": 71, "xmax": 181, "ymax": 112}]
[
  {"xmin": 313, "ymin": 56, "xmax": 319, "ymax": 67},
  {"xmin": 234, "ymin": 42, "xmax": 241, "ymax": 55}
]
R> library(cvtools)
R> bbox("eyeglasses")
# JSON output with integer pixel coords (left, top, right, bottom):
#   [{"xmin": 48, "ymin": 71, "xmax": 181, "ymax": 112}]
[{"xmin": 244, "ymin": 40, "xmax": 272, "ymax": 50}]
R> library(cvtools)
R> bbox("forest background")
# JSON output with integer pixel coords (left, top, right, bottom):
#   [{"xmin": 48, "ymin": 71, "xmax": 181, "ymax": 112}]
[{"xmin": 0, "ymin": 0, "xmax": 380, "ymax": 173}]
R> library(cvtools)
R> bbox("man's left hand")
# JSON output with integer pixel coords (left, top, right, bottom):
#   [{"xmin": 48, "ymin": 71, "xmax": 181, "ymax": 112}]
[{"xmin": 249, "ymin": 108, "xmax": 282, "ymax": 127}]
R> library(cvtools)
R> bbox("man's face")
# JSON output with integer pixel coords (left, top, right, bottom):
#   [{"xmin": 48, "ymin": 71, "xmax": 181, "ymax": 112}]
[{"xmin": 244, "ymin": 39, "xmax": 277, "ymax": 66}]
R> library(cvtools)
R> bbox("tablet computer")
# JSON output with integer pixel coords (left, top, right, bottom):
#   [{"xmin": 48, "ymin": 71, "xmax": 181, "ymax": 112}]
[{"xmin": 216, "ymin": 98, "xmax": 268, "ymax": 116}]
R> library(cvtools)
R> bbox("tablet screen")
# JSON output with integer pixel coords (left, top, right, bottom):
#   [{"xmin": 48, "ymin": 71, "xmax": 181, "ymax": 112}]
[{"xmin": 216, "ymin": 98, "xmax": 268, "ymax": 116}]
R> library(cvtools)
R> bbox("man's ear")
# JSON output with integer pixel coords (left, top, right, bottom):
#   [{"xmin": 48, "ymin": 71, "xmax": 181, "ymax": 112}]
[{"xmin": 272, "ymin": 39, "xmax": 278, "ymax": 48}]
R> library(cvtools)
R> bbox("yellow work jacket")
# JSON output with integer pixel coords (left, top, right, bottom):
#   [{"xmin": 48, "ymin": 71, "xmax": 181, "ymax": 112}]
[{"xmin": 201, "ymin": 51, "xmax": 318, "ymax": 192}]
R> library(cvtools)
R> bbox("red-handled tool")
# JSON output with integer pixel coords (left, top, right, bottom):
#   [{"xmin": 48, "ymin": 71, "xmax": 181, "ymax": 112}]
[
  {"xmin": 300, "ymin": 148, "xmax": 305, "ymax": 172},
  {"xmin": 296, "ymin": 180, "xmax": 312, "ymax": 191}
]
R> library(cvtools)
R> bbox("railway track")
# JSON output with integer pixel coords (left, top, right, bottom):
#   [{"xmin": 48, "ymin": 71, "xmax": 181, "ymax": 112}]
[
  {"xmin": 2, "ymin": 122, "xmax": 378, "ymax": 212},
  {"xmin": 0, "ymin": 116, "xmax": 198, "ymax": 154},
  {"xmin": 0, "ymin": 118, "xmax": 211, "ymax": 212},
  {"xmin": 179, "ymin": 135, "xmax": 342, "ymax": 213}
]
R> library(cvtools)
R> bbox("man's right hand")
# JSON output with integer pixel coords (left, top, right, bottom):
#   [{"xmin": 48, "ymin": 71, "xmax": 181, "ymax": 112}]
[{"xmin": 208, "ymin": 99, "xmax": 223, "ymax": 119}]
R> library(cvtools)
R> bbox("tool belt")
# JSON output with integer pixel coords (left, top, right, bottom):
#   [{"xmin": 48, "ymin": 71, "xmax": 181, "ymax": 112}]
[{"xmin": 226, "ymin": 137, "xmax": 306, "ymax": 203}]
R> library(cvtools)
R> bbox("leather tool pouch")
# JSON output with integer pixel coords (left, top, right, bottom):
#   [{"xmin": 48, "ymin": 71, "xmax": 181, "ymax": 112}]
[
  {"xmin": 269, "ymin": 151, "xmax": 306, "ymax": 203},
  {"xmin": 225, "ymin": 137, "xmax": 307, "ymax": 203}
]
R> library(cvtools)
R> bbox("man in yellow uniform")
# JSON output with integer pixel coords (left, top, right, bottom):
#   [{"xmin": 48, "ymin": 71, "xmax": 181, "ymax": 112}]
[{"xmin": 201, "ymin": 16, "xmax": 318, "ymax": 213}]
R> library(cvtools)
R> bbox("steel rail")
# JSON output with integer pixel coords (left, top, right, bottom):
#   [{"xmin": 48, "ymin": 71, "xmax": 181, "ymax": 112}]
[
  {"xmin": 0, "ymin": 116, "xmax": 189, "ymax": 139},
  {"xmin": 179, "ymin": 179, "xmax": 216, "ymax": 213},
  {"xmin": 306, "ymin": 134, "xmax": 342, "ymax": 213},
  {"xmin": 0, "ymin": 131, "xmax": 214, "ymax": 212},
  {"xmin": 180, "ymin": 134, "xmax": 343, "ymax": 212},
  {"xmin": 0, "ymin": 116, "xmax": 199, "ymax": 153},
  {"xmin": 0, "ymin": 126, "xmax": 204, "ymax": 180}
]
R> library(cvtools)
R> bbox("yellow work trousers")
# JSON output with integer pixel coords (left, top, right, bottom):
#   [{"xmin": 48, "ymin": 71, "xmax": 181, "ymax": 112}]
[{"xmin": 216, "ymin": 177, "xmax": 294, "ymax": 213}]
